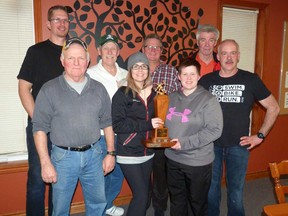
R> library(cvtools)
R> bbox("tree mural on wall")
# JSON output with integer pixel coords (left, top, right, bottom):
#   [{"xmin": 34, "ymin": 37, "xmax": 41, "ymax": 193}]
[{"xmin": 66, "ymin": 0, "xmax": 204, "ymax": 67}]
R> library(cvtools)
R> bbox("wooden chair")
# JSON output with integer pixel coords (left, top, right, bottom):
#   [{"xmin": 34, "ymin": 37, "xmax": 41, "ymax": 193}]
[{"xmin": 263, "ymin": 160, "xmax": 288, "ymax": 215}]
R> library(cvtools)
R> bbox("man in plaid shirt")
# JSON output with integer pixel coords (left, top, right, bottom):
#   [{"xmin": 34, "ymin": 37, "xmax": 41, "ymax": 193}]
[{"xmin": 142, "ymin": 34, "xmax": 181, "ymax": 216}]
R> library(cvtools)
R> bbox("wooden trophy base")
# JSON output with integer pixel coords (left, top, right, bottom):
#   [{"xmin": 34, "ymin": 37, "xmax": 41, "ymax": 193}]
[
  {"xmin": 142, "ymin": 138, "xmax": 176, "ymax": 148},
  {"xmin": 142, "ymin": 128, "xmax": 176, "ymax": 148}
]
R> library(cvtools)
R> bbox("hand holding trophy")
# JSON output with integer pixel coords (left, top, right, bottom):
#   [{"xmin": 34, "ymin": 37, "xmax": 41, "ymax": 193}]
[{"xmin": 143, "ymin": 82, "xmax": 176, "ymax": 148}]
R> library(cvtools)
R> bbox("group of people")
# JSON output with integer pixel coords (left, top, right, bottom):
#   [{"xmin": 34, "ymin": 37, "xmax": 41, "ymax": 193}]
[{"xmin": 17, "ymin": 4, "xmax": 280, "ymax": 216}]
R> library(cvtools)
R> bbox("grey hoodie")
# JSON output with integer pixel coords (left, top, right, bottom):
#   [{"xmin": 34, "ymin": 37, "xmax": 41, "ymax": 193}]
[{"xmin": 165, "ymin": 85, "xmax": 223, "ymax": 166}]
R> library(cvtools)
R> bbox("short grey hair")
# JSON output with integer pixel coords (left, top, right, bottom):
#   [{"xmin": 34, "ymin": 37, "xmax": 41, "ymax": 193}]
[
  {"xmin": 217, "ymin": 39, "xmax": 240, "ymax": 53},
  {"xmin": 196, "ymin": 24, "xmax": 220, "ymax": 41}
]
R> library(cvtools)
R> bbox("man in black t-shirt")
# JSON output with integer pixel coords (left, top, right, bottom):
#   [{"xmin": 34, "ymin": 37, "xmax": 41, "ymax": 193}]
[
  {"xmin": 199, "ymin": 39, "xmax": 280, "ymax": 216},
  {"xmin": 17, "ymin": 5, "xmax": 69, "ymax": 216}
]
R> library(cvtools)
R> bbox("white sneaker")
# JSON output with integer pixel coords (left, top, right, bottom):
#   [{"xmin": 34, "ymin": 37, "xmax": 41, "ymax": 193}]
[{"xmin": 105, "ymin": 205, "xmax": 124, "ymax": 216}]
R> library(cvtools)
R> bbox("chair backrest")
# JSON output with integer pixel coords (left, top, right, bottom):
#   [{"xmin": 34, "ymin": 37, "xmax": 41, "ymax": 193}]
[{"xmin": 269, "ymin": 160, "xmax": 288, "ymax": 203}]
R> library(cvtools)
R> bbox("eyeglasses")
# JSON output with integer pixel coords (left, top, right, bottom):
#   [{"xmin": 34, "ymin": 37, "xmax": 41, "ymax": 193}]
[
  {"xmin": 63, "ymin": 38, "xmax": 88, "ymax": 51},
  {"xmin": 144, "ymin": 45, "xmax": 162, "ymax": 51},
  {"xmin": 50, "ymin": 18, "xmax": 70, "ymax": 24},
  {"xmin": 132, "ymin": 64, "xmax": 149, "ymax": 70}
]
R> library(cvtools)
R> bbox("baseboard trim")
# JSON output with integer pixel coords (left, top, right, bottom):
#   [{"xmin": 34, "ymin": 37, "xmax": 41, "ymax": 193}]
[
  {"xmin": 3, "ymin": 170, "xmax": 270, "ymax": 215},
  {"xmin": 69, "ymin": 195, "xmax": 133, "ymax": 214},
  {"xmin": 246, "ymin": 170, "xmax": 270, "ymax": 180},
  {"xmin": 1, "ymin": 202, "xmax": 88, "ymax": 216},
  {"xmin": 70, "ymin": 201, "xmax": 86, "ymax": 214},
  {"xmin": 2, "ymin": 212, "xmax": 26, "ymax": 216},
  {"xmin": 113, "ymin": 195, "xmax": 132, "ymax": 206},
  {"xmin": 70, "ymin": 170, "xmax": 270, "ymax": 214}
]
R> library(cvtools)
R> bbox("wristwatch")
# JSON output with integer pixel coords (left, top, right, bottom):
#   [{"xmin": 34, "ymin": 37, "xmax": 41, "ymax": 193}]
[
  {"xmin": 257, "ymin": 132, "xmax": 265, "ymax": 140},
  {"xmin": 107, "ymin": 151, "xmax": 116, "ymax": 156}
]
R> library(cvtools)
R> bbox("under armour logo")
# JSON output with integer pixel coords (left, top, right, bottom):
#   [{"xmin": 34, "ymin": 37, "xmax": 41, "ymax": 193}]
[{"xmin": 166, "ymin": 107, "xmax": 191, "ymax": 123}]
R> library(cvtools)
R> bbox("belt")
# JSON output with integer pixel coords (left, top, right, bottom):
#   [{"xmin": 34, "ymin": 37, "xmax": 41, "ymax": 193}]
[{"xmin": 57, "ymin": 143, "xmax": 96, "ymax": 152}]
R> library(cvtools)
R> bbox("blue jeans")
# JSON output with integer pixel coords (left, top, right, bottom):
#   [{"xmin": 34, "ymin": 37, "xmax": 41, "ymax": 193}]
[
  {"xmin": 99, "ymin": 135, "xmax": 124, "ymax": 212},
  {"xmin": 208, "ymin": 145, "xmax": 249, "ymax": 216},
  {"xmin": 26, "ymin": 119, "xmax": 53, "ymax": 216},
  {"xmin": 51, "ymin": 143, "xmax": 106, "ymax": 216}
]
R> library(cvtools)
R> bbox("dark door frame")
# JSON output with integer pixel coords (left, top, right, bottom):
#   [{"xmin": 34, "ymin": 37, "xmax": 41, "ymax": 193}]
[{"xmin": 218, "ymin": 0, "xmax": 269, "ymax": 135}]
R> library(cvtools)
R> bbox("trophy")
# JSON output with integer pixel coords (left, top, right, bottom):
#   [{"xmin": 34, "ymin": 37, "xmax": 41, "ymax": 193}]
[{"xmin": 143, "ymin": 82, "xmax": 176, "ymax": 148}]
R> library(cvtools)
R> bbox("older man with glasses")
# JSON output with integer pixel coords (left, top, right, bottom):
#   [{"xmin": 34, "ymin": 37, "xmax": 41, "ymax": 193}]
[
  {"xmin": 142, "ymin": 34, "xmax": 181, "ymax": 216},
  {"xmin": 33, "ymin": 37, "xmax": 115, "ymax": 215}
]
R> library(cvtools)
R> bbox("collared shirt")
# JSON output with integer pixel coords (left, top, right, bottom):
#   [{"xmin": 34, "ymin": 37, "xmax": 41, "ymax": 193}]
[
  {"xmin": 189, "ymin": 51, "xmax": 221, "ymax": 77},
  {"xmin": 87, "ymin": 59, "xmax": 128, "ymax": 100},
  {"xmin": 151, "ymin": 63, "xmax": 181, "ymax": 95},
  {"xmin": 32, "ymin": 74, "xmax": 112, "ymax": 147},
  {"xmin": 87, "ymin": 59, "xmax": 128, "ymax": 135},
  {"xmin": 196, "ymin": 54, "xmax": 216, "ymax": 76}
]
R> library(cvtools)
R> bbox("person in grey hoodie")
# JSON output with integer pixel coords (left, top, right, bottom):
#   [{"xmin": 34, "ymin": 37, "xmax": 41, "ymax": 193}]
[{"xmin": 164, "ymin": 58, "xmax": 223, "ymax": 216}]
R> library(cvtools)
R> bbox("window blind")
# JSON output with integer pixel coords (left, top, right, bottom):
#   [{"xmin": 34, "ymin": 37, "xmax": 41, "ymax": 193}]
[
  {"xmin": 0, "ymin": 0, "xmax": 34, "ymax": 161},
  {"xmin": 222, "ymin": 7, "xmax": 258, "ymax": 72}
]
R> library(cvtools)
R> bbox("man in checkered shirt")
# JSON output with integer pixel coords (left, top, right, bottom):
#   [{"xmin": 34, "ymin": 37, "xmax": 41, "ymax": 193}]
[{"xmin": 142, "ymin": 33, "xmax": 181, "ymax": 216}]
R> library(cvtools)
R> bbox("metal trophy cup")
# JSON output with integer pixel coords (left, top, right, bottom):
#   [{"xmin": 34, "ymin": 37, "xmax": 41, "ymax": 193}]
[{"xmin": 143, "ymin": 82, "xmax": 176, "ymax": 148}]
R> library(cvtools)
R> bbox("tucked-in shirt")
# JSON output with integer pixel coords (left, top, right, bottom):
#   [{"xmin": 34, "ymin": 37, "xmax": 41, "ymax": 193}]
[{"xmin": 32, "ymin": 74, "xmax": 112, "ymax": 147}]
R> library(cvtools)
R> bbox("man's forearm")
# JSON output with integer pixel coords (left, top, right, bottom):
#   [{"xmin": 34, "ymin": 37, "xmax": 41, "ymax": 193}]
[
  {"xmin": 259, "ymin": 95, "xmax": 280, "ymax": 135},
  {"xmin": 103, "ymin": 126, "xmax": 115, "ymax": 152},
  {"xmin": 34, "ymin": 131, "xmax": 57, "ymax": 183},
  {"xmin": 34, "ymin": 131, "xmax": 51, "ymax": 166}
]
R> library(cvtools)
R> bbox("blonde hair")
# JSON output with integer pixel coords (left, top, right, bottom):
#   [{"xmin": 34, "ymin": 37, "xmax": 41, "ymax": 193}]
[{"xmin": 125, "ymin": 67, "xmax": 152, "ymax": 97}]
